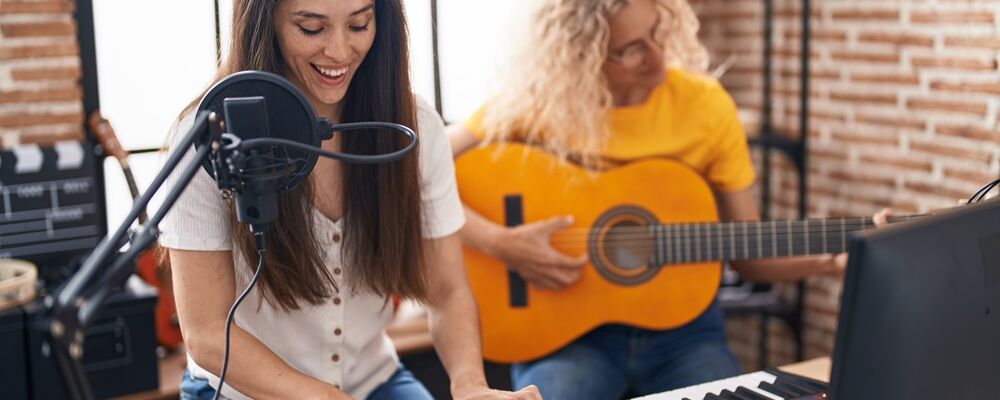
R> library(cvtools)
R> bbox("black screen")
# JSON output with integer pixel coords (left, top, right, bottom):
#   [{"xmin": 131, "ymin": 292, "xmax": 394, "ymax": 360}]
[{"xmin": 831, "ymin": 198, "xmax": 1000, "ymax": 399}]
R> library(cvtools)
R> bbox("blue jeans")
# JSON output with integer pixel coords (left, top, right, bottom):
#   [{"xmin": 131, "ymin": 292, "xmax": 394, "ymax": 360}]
[
  {"xmin": 511, "ymin": 302, "xmax": 740, "ymax": 399},
  {"xmin": 366, "ymin": 364, "xmax": 433, "ymax": 400},
  {"xmin": 180, "ymin": 363, "xmax": 432, "ymax": 400}
]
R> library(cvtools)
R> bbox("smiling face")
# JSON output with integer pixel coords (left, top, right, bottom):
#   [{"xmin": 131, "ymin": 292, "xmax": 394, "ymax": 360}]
[
  {"xmin": 602, "ymin": 0, "xmax": 666, "ymax": 106},
  {"xmin": 274, "ymin": 0, "xmax": 376, "ymax": 119}
]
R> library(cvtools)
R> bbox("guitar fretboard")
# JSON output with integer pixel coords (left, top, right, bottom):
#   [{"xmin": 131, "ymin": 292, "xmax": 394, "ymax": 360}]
[{"xmin": 649, "ymin": 216, "xmax": 916, "ymax": 265}]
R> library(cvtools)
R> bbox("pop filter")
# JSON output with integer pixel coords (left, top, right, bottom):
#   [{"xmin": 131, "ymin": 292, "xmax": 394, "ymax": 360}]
[
  {"xmin": 195, "ymin": 70, "xmax": 321, "ymax": 193},
  {"xmin": 193, "ymin": 70, "xmax": 417, "ymax": 233}
]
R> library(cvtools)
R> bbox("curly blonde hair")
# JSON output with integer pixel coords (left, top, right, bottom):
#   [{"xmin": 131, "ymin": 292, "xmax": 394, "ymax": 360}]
[{"xmin": 479, "ymin": 0, "xmax": 709, "ymax": 165}]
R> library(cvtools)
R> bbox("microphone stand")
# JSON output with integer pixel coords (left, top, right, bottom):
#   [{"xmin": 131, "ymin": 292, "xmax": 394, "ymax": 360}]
[{"xmin": 38, "ymin": 111, "xmax": 222, "ymax": 400}]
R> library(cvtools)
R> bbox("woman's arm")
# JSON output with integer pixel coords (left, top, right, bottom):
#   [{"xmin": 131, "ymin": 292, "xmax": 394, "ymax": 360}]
[
  {"xmin": 422, "ymin": 234, "xmax": 541, "ymax": 400},
  {"xmin": 447, "ymin": 124, "xmax": 481, "ymax": 157},
  {"xmin": 170, "ymin": 249, "xmax": 346, "ymax": 400}
]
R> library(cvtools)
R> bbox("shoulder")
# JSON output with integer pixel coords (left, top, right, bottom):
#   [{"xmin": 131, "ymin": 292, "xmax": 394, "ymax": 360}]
[
  {"xmin": 167, "ymin": 109, "xmax": 201, "ymax": 152},
  {"xmin": 664, "ymin": 68, "xmax": 733, "ymax": 107},
  {"xmin": 414, "ymin": 95, "xmax": 442, "ymax": 130},
  {"xmin": 411, "ymin": 95, "xmax": 450, "ymax": 161},
  {"xmin": 658, "ymin": 69, "xmax": 740, "ymax": 131}
]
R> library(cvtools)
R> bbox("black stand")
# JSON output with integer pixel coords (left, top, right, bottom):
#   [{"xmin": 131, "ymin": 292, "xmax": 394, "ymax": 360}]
[
  {"xmin": 748, "ymin": 0, "xmax": 811, "ymax": 367},
  {"xmin": 36, "ymin": 97, "xmax": 419, "ymax": 399},
  {"xmin": 720, "ymin": 0, "xmax": 811, "ymax": 370},
  {"xmin": 38, "ymin": 111, "xmax": 222, "ymax": 400}
]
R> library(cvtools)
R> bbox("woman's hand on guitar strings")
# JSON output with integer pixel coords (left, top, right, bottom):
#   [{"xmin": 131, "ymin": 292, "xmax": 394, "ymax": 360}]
[
  {"xmin": 824, "ymin": 208, "xmax": 894, "ymax": 276},
  {"xmin": 491, "ymin": 216, "xmax": 588, "ymax": 290}
]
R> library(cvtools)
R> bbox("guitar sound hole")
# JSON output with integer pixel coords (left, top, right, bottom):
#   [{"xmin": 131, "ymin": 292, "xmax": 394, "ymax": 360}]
[
  {"xmin": 602, "ymin": 221, "xmax": 654, "ymax": 271},
  {"xmin": 590, "ymin": 205, "xmax": 660, "ymax": 286}
]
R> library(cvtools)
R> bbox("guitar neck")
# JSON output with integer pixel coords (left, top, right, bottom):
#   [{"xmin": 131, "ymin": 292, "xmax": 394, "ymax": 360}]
[
  {"xmin": 651, "ymin": 215, "xmax": 918, "ymax": 264},
  {"xmin": 121, "ymin": 165, "xmax": 146, "ymax": 224}
]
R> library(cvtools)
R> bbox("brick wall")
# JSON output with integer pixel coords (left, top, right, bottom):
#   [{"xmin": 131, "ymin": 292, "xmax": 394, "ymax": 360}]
[
  {"xmin": 692, "ymin": 0, "xmax": 1000, "ymax": 370},
  {"xmin": 0, "ymin": 0, "xmax": 82, "ymax": 149}
]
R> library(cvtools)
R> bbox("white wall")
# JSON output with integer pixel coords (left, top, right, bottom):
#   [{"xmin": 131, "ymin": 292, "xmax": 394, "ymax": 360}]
[
  {"xmin": 404, "ymin": 0, "xmax": 437, "ymax": 109},
  {"xmin": 92, "ymin": 0, "xmax": 219, "ymax": 151},
  {"xmin": 435, "ymin": 0, "xmax": 529, "ymax": 122}
]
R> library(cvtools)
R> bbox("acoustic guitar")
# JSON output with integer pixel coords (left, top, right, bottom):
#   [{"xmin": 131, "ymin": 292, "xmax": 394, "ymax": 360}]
[
  {"xmin": 455, "ymin": 143, "xmax": 910, "ymax": 363},
  {"xmin": 89, "ymin": 112, "xmax": 183, "ymax": 349}
]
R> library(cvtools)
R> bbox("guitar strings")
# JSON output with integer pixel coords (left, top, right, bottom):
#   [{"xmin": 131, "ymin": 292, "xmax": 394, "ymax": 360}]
[
  {"xmin": 545, "ymin": 218, "xmax": 919, "ymax": 259},
  {"xmin": 544, "ymin": 215, "xmax": 915, "ymax": 241},
  {"xmin": 543, "ymin": 229, "xmax": 865, "ymax": 261},
  {"xmin": 548, "ymin": 214, "xmax": 916, "ymax": 235},
  {"xmin": 549, "ymin": 220, "xmax": 876, "ymax": 239}
]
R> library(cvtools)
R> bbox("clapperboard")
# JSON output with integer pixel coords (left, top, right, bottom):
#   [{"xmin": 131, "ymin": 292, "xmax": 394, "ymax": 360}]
[{"xmin": 0, "ymin": 141, "xmax": 106, "ymax": 271}]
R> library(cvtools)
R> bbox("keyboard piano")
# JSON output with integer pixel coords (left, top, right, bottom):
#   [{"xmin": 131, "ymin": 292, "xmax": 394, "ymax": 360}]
[{"xmin": 634, "ymin": 369, "xmax": 828, "ymax": 400}]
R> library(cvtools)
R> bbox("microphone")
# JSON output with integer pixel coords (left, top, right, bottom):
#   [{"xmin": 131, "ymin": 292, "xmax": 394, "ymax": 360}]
[
  {"xmin": 195, "ymin": 71, "xmax": 323, "ymax": 233},
  {"xmin": 194, "ymin": 71, "xmax": 417, "ymax": 233}
]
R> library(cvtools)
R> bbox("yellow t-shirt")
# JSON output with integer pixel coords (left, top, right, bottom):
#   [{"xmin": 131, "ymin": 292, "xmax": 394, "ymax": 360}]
[{"xmin": 462, "ymin": 68, "xmax": 756, "ymax": 193}]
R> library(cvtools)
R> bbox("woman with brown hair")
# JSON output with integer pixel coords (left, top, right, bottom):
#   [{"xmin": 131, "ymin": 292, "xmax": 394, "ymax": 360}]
[{"xmin": 161, "ymin": 1, "xmax": 540, "ymax": 399}]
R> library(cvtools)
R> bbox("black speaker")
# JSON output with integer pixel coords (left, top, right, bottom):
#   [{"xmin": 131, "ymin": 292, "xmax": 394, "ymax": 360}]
[
  {"xmin": 8, "ymin": 278, "xmax": 158, "ymax": 399},
  {"xmin": 0, "ymin": 307, "xmax": 29, "ymax": 399}
]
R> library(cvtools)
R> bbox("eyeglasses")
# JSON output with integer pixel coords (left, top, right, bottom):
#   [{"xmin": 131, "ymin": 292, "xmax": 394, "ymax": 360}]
[{"xmin": 607, "ymin": 17, "xmax": 669, "ymax": 69}]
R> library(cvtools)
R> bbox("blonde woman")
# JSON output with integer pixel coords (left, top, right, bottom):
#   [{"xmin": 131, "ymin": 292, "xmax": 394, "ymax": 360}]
[{"xmin": 449, "ymin": 0, "xmax": 887, "ymax": 398}]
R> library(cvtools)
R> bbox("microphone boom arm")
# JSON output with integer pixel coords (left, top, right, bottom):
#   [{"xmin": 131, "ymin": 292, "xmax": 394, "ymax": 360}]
[
  {"xmin": 39, "ymin": 107, "xmax": 420, "ymax": 400},
  {"xmin": 41, "ymin": 111, "xmax": 223, "ymax": 400}
]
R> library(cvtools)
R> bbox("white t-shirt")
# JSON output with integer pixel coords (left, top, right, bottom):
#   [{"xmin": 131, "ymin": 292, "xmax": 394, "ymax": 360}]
[{"xmin": 158, "ymin": 97, "xmax": 464, "ymax": 399}]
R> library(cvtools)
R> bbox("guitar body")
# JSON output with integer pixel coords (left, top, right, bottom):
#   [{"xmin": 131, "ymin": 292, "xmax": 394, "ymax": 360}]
[{"xmin": 456, "ymin": 143, "xmax": 722, "ymax": 363}]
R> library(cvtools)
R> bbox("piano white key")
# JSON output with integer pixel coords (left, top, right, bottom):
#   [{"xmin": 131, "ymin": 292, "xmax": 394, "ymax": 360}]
[{"xmin": 632, "ymin": 370, "xmax": 780, "ymax": 400}]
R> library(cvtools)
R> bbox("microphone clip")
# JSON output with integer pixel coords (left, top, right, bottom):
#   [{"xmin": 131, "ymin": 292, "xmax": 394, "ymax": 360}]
[{"xmin": 210, "ymin": 132, "xmax": 243, "ymax": 193}]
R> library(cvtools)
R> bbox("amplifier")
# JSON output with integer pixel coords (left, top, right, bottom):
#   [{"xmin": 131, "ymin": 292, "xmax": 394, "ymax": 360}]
[
  {"xmin": 0, "ymin": 306, "xmax": 29, "ymax": 399},
  {"xmin": 2, "ymin": 277, "xmax": 158, "ymax": 399}
]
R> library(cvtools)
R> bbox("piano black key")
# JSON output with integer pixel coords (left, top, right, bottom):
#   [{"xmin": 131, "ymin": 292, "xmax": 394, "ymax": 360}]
[
  {"xmin": 773, "ymin": 380, "xmax": 810, "ymax": 397},
  {"xmin": 773, "ymin": 376, "xmax": 817, "ymax": 396},
  {"xmin": 765, "ymin": 368, "xmax": 829, "ymax": 393},
  {"xmin": 758, "ymin": 381, "xmax": 796, "ymax": 398},
  {"xmin": 717, "ymin": 389, "xmax": 751, "ymax": 400},
  {"xmin": 782, "ymin": 375, "xmax": 826, "ymax": 393},
  {"xmin": 703, "ymin": 393, "xmax": 721, "ymax": 400},
  {"xmin": 734, "ymin": 386, "xmax": 771, "ymax": 400}
]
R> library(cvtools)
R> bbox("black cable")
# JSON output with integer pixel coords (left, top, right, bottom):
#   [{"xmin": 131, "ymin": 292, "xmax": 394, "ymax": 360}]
[
  {"xmin": 968, "ymin": 181, "xmax": 991, "ymax": 203},
  {"xmin": 232, "ymin": 121, "xmax": 418, "ymax": 164},
  {"xmin": 213, "ymin": 231, "xmax": 267, "ymax": 400},
  {"xmin": 975, "ymin": 179, "xmax": 998, "ymax": 202},
  {"xmin": 968, "ymin": 178, "xmax": 1000, "ymax": 204},
  {"xmin": 205, "ymin": 121, "xmax": 413, "ymax": 398}
]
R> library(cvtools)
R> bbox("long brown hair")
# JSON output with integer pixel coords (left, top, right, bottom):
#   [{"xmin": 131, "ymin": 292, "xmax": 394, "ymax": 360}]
[{"xmin": 177, "ymin": 0, "xmax": 426, "ymax": 310}]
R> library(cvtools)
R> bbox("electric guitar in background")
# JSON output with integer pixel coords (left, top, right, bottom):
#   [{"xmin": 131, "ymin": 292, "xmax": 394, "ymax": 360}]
[
  {"xmin": 455, "ymin": 143, "xmax": 915, "ymax": 363},
  {"xmin": 88, "ymin": 112, "xmax": 183, "ymax": 349}
]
